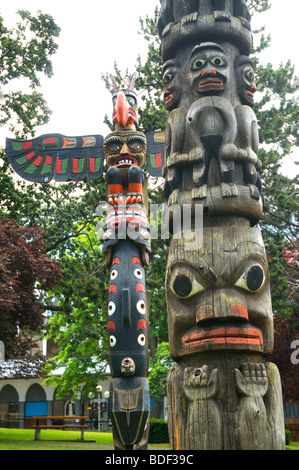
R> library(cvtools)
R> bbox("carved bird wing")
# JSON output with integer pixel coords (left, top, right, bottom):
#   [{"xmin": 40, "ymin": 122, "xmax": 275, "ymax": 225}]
[
  {"xmin": 145, "ymin": 130, "xmax": 165, "ymax": 177},
  {"xmin": 5, "ymin": 133, "xmax": 104, "ymax": 182}
]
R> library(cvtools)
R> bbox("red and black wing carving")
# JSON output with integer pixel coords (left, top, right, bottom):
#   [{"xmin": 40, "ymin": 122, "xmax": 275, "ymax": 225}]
[
  {"xmin": 145, "ymin": 130, "xmax": 165, "ymax": 177},
  {"xmin": 5, "ymin": 134, "xmax": 104, "ymax": 182}
]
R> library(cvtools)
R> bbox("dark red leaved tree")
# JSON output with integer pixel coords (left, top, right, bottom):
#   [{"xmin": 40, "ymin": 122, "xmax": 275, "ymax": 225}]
[{"xmin": 0, "ymin": 218, "xmax": 61, "ymax": 360}]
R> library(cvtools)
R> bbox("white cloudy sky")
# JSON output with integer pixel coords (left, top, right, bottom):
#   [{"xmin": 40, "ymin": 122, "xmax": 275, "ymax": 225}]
[{"xmin": 0, "ymin": 0, "xmax": 298, "ymax": 176}]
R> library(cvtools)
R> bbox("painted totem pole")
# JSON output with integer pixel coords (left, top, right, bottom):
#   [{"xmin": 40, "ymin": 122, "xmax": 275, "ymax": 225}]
[
  {"xmin": 102, "ymin": 76, "xmax": 152, "ymax": 450},
  {"xmin": 158, "ymin": 0, "xmax": 285, "ymax": 450},
  {"xmin": 5, "ymin": 74, "xmax": 166, "ymax": 451}
]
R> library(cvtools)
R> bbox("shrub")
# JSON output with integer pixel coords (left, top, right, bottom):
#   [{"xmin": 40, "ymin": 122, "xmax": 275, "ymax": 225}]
[
  {"xmin": 149, "ymin": 418, "xmax": 169, "ymax": 443},
  {"xmin": 285, "ymin": 429, "xmax": 291, "ymax": 446}
]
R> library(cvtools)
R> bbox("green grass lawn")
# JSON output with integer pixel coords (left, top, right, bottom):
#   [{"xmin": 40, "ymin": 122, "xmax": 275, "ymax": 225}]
[
  {"xmin": 0, "ymin": 428, "xmax": 297, "ymax": 450},
  {"xmin": 0, "ymin": 428, "xmax": 170, "ymax": 450}
]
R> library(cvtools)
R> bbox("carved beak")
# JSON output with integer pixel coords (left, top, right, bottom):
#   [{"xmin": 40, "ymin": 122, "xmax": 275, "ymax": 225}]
[{"xmin": 115, "ymin": 91, "xmax": 129, "ymax": 128}]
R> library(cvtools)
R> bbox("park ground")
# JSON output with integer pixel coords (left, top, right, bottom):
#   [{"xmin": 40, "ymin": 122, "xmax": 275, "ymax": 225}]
[
  {"xmin": 0, "ymin": 428, "xmax": 170, "ymax": 450},
  {"xmin": 0, "ymin": 428, "xmax": 298, "ymax": 450}
]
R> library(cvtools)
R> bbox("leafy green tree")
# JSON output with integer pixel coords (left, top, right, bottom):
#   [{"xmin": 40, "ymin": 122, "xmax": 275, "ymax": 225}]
[{"xmin": 0, "ymin": 10, "xmax": 61, "ymax": 137}]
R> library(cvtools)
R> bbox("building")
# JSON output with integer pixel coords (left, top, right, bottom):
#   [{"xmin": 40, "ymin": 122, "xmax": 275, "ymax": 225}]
[{"xmin": 0, "ymin": 339, "xmax": 111, "ymax": 430}]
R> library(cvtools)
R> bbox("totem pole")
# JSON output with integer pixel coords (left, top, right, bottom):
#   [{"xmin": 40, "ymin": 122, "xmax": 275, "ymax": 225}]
[
  {"xmin": 158, "ymin": 0, "xmax": 285, "ymax": 450},
  {"xmin": 102, "ymin": 75, "xmax": 152, "ymax": 451},
  {"xmin": 5, "ymin": 74, "xmax": 166, "ymax": 450}
]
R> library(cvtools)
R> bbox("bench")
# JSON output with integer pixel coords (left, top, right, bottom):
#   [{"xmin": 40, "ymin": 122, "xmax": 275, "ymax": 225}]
[{"xmin": 31, "ymin": 416, "xmax": 92, "ymax": 442}]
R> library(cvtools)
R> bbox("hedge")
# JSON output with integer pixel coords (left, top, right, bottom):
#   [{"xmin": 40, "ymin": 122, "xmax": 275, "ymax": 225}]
[{"xmin": 148, "ymin": 418, "xmax": 169, "ymax": 444}]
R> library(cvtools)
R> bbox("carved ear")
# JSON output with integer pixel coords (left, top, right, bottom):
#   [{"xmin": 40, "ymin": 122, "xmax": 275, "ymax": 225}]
[
  {"xmin": 128, "ymin": 71, "xmax": 137, "ymax": 91},
  {"xmin": 110, "ymin": 74, "xmax": 119, "ymax": 92}
]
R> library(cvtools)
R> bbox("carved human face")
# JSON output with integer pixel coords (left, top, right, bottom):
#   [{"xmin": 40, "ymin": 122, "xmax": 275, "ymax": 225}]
[
  {"xmin": 104, "ymin": 130, "xmax": 146, "ymax": 172},
  {"xmin": 190, "ymin": 43, "xmax": 229, "ymax": 94},
  {"xmin": 108, "ymin": 240, "xmax": 148, "ymax": 377},
  {"xmin": 163, "ymin": 59, "xmax": 183, "ymax": 110},
  {"xmin": 235, "ymin": 56, "xmax": 256, "ymax": 106},
  {"xmin": 166, "ymin": 226, "xmax": 274, "ymax": 359}
]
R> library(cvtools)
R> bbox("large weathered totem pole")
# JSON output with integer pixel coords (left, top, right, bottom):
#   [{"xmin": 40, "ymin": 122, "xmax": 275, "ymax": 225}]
[
  {"xmin": 158, "ymin": 0, "xmax": 285, "ymax": 450},
  {"xmin": 5, "ymin": 73, "xmax": 165, "ymax": 451}
]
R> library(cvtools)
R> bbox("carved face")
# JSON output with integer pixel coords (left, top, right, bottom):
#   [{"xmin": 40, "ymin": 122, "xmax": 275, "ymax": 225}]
[
  {"xmin": 235, "ymin": 55, "xmax": 256, "ymax": 106},
  {"xmin": 112, "ymin": 89, "xmax": 139, "ymax": 129},
  {"xmin": 163, "ymin": 59, "xmax": 183, "ymax": 110},
  {"xmin": 104, "ymin": 130, "xmax": 146, "ymax": 172},
  {"xmin": 108, "ymin": 240, "xmax": 148, "ymax": 377},
  {"xmin": 166, "ymin": 226, "xmax": 274, "ymax": 359},
  {"xmin": 190, "ymin": 43, "xmax": 229, "ymax": 94}
]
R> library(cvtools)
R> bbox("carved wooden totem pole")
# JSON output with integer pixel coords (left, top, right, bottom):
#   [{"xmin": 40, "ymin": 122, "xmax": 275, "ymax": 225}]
[
  {"xmin": 102, "ymin": 75, "xmax": 152, "ymax": 450},
  {"xmin": 5, "ymin": 73, "xmax": 166, "ymax": 451},
  {"xmin": 158, "ymin": 0, "xmax": 285, "ymax": 450}
]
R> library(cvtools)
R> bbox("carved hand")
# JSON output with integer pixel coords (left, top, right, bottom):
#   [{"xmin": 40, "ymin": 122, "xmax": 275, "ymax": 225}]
[
  {"xmin": 184, "ymin": 365, "xmax": 219, "ymax": 401},
  {"xmin": 234, "ymin": 363, "xmax": 268, "ymax": 398}
]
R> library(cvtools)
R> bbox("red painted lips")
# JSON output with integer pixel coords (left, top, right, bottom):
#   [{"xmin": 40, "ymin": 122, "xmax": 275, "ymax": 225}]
[{"xmin": 182, "ymin": 326, "xmax": 263, "ymax": 348}]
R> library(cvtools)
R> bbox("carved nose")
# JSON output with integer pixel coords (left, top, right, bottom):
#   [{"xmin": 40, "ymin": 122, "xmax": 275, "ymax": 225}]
[
  {"xmin": 201, "ymin": 69, "xmax": 217, "ymax": 77},
  {"xmin": 196, "ymin": 289, "xmax": 249, "ymax": 324},
  {"xmin": 120, "ymin": 143, "xmax": 130, "ymax": 155}
]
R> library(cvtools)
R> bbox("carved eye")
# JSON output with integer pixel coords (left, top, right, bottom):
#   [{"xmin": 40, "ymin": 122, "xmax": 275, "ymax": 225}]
[
  {"xmin": 127, "ymin": 96, "xmax": 136, "ymax": 107},
  {"xmin": 129, "ymin": 142, "xmax": 141, "ymax": 151},
  {"xmin": 137, "ymin": 334, "xmax": 146, "ymax": 346},
  {"xmin": 172, "ymin": 274, "xmax": 204, "ymax": 299},
  {"xmin": 111, "ymin": 270, "xmax": 118, "ymax": 280},
  {"xmin": 108, "ymin": 301, "xmax": 116, "ymax": 316},
  {"xmin": 134, "ymin": 268, "xmax": 143, "ymax": 280},
  {"xmin": 109, "ymin": 143, "xmax": 121, "ymax": 152},
  {"xmin": 163, "ymin": 72, "xmax": 174, "ymax": 84},
  {"xmin": 235, "ymin": 265, "xmax": 265, "ymax": 293},
  {"xmin": 137, "ymin": 299, "xmax": 146, "ymax": 314},
  {"xmin": 211, "ymin": 57, "xmax": 226, "ymax": 67},
  {"xmin": 109, "ymin": 336, "xmax": 117, "ymax": 347},
  {"xmin": 245, "ymin": 70, "xmax": 254, "ymax": 81},
  {"xmin": 192, "ymin": 58, "xmax": 206, "ymax": 70}
]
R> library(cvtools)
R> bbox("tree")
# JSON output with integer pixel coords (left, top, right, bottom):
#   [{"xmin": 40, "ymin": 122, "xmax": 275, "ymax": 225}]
[
  {"xmin": 0, "ymin": 10, "xmax": 62, "ymax": 370},
  {"xmin": 0, "ymin": 218, "xmax": 61, "ymax": 361},
  {"xmin": 0, "ymin": 10, "xmax": 61, "ymax": 137}
]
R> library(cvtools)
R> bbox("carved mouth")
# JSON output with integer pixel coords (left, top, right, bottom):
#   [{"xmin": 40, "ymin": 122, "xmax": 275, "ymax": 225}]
[
  {"xmin": 246, "ymin": 91, "xmax": 254, "ymax": 100},
  {"xmin": 114, "ymin": 156, "xmax": 137, "ymax": 167},
  {"xmin": 182, "ymin": 326, "xmax": 263, "ymax": 348},
  {"xmin": 164, "ymin": 90, "xmax": 173, "ymax": 104},
  {"xmin": 198, "ymin": 79, "xmax": 224, "ymax": 88}
]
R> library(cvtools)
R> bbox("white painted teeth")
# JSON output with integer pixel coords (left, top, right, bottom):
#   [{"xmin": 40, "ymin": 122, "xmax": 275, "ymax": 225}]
[{"xmin": 118, "ymin": 159, "xmax": 132, "ymax": 164}]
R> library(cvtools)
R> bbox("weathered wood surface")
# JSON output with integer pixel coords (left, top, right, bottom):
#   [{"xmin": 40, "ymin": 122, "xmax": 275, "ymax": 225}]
[
  {"xmin": 167, "ymin": 359, "xmax": 285, "ymax": 450},
  {"xmin": 159, "ymin": 0, "xmax": 285, "ymax": 450}
]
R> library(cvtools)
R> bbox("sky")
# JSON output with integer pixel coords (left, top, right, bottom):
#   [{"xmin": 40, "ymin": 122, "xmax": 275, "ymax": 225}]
[{"xmin": 0, "ymin": 0, "xmax": 298, "ymax": 176}]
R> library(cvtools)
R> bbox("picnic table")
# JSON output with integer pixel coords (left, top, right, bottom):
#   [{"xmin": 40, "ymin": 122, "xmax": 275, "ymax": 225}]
[{"xmin": 31, "ymin": 416, "xmax": 93, "ymax": 442}]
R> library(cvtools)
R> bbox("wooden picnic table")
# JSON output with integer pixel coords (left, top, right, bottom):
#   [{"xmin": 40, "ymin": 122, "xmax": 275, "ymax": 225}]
[{"xmin": 31, "ymin": 416, "xmax": 91, "ymax": 442}]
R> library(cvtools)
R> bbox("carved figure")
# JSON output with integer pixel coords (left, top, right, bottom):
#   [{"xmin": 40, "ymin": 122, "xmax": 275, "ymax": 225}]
[
  {"xmin": 166, "ymin": 228, "xmax": 285, "ymax": 449},
  {"xmin": 183, "ymin": 366, "xmax": 222, "ymax": 450},
  {"xmin": 166, "ymin": 226, "xmax": 274, "ymax": 359},
  {"xmin": 158, "ymin": 0, "xmax": 251, "ymax": 38},
  {"xmin": 234, "ymin": 55, "xmax": 262, "ymax": 192},
  {"xmin": 158, "ymin": 0, "xmax": 284, "ymax": 451}
]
